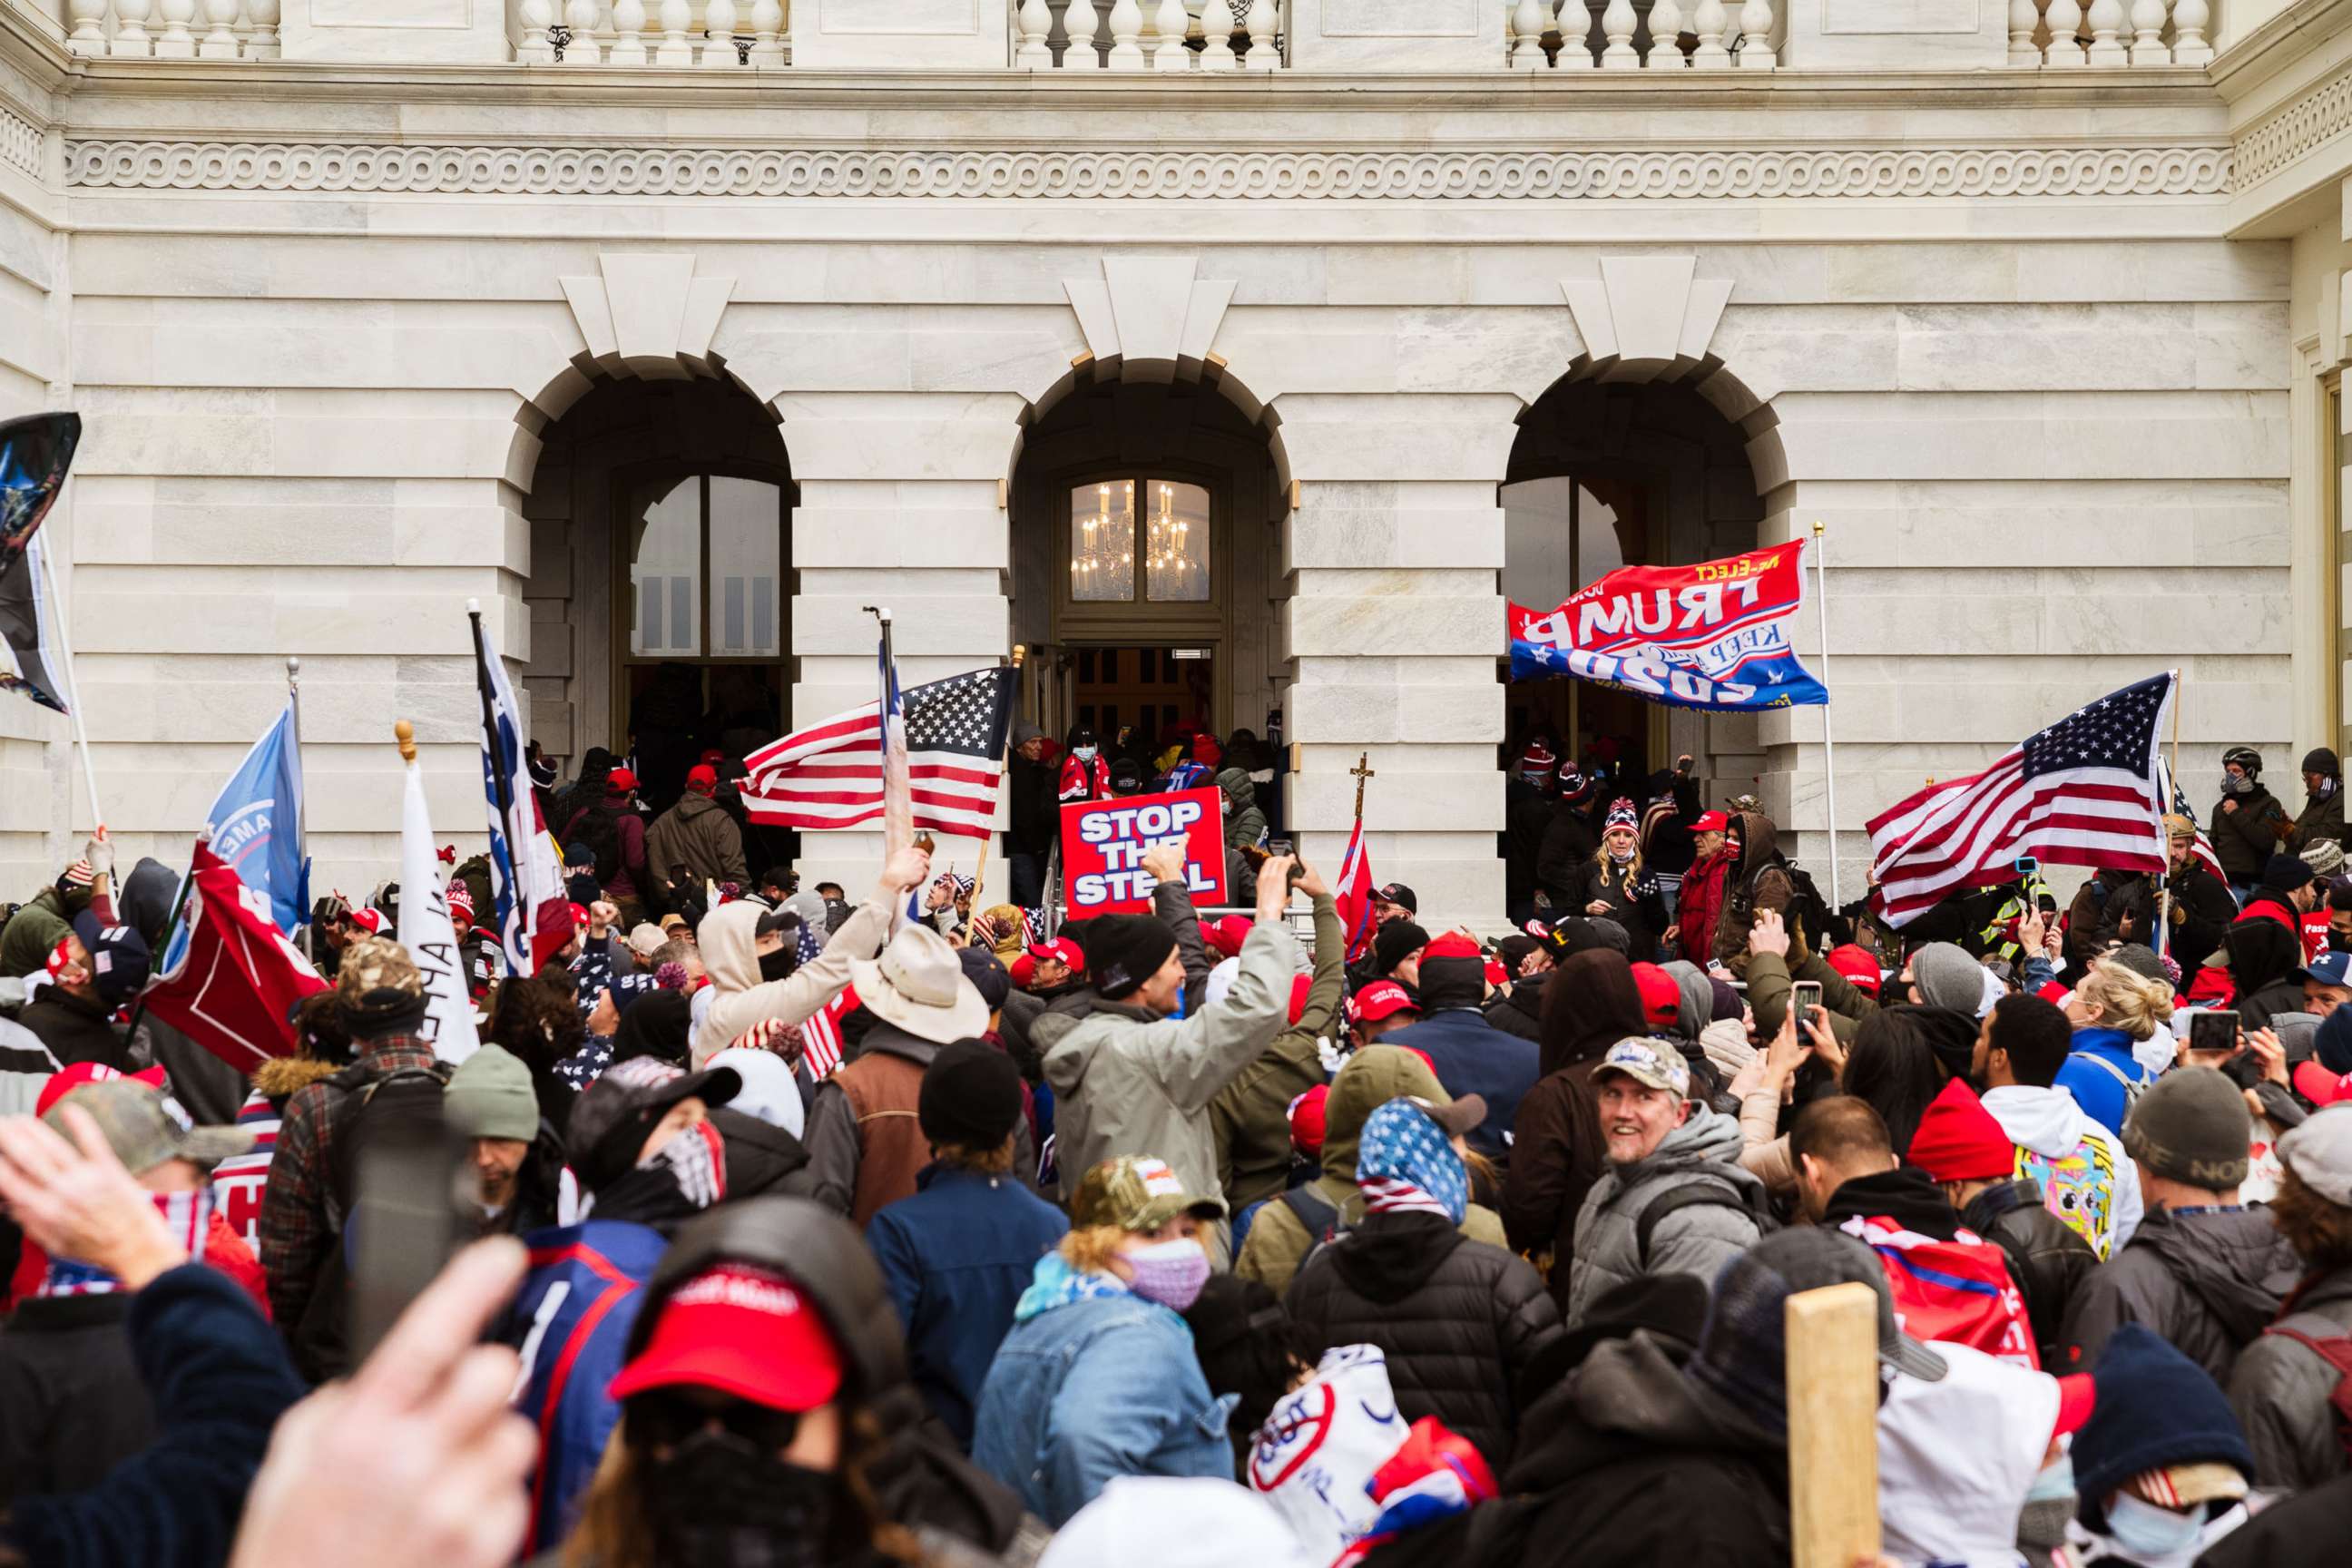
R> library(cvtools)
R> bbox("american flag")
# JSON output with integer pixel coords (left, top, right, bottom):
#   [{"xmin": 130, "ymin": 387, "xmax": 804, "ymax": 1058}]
[
  {"xmin": 1333, "ymin": 815, "xmax": 1377, "ymax": 963},
  {"xmin": 1868, "ymin": 672, "xmax": 2177, "ymax": 927},
  {"xmin": 739, "ymin": 666, "xmax": 1015, "ymax": 838},
  {"xmin": 801, "ymin": 985, "xmax": 857, "ymax": 1080},
  {"xmin": 2155, "ymin": 757, "xmax": 2228, "ymax": 884}
]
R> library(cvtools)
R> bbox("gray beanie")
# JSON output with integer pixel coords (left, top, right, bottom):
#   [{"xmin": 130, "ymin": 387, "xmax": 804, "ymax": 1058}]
[
  {"xmin": 1909, "ymin": 942, "xmax": 1986, "ymax": 1014},
  {"xmin": 2103, "ymin": 944, "xmax": 2167, "ymax": 986},
  {"xmin": 444, "ymin": 1045, "xmax": 541, "ymax": 1142},
  {"xmin": 2122, "ymin": 1066, "xmax": 2249, "ymax": 1191}
]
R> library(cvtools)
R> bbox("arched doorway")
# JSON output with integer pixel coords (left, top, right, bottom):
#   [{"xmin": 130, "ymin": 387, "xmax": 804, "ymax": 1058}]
[
  {"xmin": 1007, "ymin": 361, "xmax": 1288, "ymax": 801},
  {"xmin": 1497, "ymin": 373, "xmax": 1775, "ymax": 918},
  {"xmin": 515, "ymin": 373, "xmax": 795, "ymax": 838}
]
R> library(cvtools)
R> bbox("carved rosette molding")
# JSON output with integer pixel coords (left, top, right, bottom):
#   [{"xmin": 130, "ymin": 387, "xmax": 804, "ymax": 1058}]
[
  {"xmin": 62, "ymin": 142, "xmax": 2233, "ymax": 201},
  {"xmin": 2233, "ymin": 64, "xmax": 2352, "ymax": 193}
]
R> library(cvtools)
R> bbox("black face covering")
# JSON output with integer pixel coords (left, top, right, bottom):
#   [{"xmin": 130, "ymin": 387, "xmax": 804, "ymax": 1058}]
[
  {"xmin": 2331, "ymin": 930, "xmax": 2352, "ymax": 956},
  {"xmin": 760, "ymin": 946, "xmax": 799, "ymax": 984},
  {"xmin": 644, "ymin": 1429, "xmax": 841, "ymax": 1568}
]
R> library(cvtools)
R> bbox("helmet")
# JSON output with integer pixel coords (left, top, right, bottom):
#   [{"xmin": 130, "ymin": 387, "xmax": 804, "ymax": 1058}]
[{"xmin": 2222, "ymin": 747, "xmax": 2263, "ymax": 776}]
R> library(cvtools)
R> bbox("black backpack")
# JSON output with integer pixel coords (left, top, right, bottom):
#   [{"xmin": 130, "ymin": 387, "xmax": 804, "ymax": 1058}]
[
  {"xmin": 563, "ymin": 802, "xmax": 625, "ymax": 885},
  {"xmin": 289, "ymin": 1063, "xmax": 452, "ymax": 1384},
  {"xmin": 1280, "ymin": 1184, "xmax": 1354, "ymax": 1276},
  {"xmin": 1634, "ymin": 1179, "xmax": 1778, "ymax": 1266}
]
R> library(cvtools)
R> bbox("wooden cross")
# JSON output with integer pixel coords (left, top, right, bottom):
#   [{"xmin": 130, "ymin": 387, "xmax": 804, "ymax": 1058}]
[{"xmin": 1350, "ymin": 750, "xmax": 1376, "ymax": 821}]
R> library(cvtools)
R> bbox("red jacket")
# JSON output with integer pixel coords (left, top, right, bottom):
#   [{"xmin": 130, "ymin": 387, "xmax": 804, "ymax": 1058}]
[
  {"xmin": 1057, "ymin": 754, "xmax": 1111, "ymax": 804},
  {"xmin": 1676, "ymin": 848, "xmax": 1736, "ymax": 965}
]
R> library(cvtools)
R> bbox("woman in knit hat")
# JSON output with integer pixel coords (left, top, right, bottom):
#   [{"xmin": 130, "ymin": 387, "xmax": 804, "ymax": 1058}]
[
  {"xmin": 2068, "ymin": 1324, "xmax": 2257, "ymax": 1566},
  {"xmin": 1578, "ymin": 799, "xmax": 1670, "ymax": 961}
]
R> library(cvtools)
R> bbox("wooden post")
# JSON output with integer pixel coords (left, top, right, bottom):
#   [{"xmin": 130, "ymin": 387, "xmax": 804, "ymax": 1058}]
[{"xmin": 1786, "ymin": 1281, "xmax": 1881, "ymax": 1568}]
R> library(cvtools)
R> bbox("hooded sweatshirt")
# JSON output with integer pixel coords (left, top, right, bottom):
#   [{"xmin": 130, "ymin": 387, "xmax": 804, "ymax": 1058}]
[
  {"xmin": 1980, "ymin": 1084, "xmax": 2143, "ymax": 1261},
  {"xmin": 1501, "ymin": 951, "xmax": 1644, "ymax": 1298},
  {"xmin": 1563, "ymin": 1104, "xmax": 1768, "ymax": 1328},
  {"xmin": 2058, "ymin": 1203, "xmax": 2302, "ymax": 1386},
  {"xmin": 691, "ymin": 895, "xmax": 890, "ymax": 1066}
]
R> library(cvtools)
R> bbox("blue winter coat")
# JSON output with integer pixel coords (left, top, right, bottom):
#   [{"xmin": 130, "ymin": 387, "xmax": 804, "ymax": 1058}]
[
  {"xmin": 2053, "ymin": 1027, "xmax": 2155, "ymax": 1140},
  {"xmin": 971, "ymin": 1255, "xmax": 1236, "ymax": 1526},
  {"xmin": 868, "ymin": 1164, "xmax": 1070, "ymax": 1450},
  {"xmin": 500, "ymin": 1219, "xmax": 669, "ymax": 1556},
  {"xmin": 1382, "ymin": 1007, "xmax": 1541, "ymax": 1159}
]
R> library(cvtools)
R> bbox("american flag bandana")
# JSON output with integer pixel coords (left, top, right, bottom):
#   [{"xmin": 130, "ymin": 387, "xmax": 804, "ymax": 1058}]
[
  {"xmin": 795, "ymin": 916, "xmax": 824, "ymax": 968},
  {"xmin": 1355, "ymin": 1101, "xmax": 1467, "ymax": 1226},
  {"xmin": 40, "ymin": 1191, "xmax": 211, "ymax": 1298}
]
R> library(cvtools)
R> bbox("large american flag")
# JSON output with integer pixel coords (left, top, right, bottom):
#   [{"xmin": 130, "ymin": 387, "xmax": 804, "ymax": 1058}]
[
  {"xmin": 2156, "ymin": 757, "xmax": 2228, "ymax": 885},
  {"xmin": 739, "ymin": 666, "xmax": 1015, "ymax": 838},
  {"xmin": 1868, "ymin": 672, "xmax": 2176, "ymax": 926}
]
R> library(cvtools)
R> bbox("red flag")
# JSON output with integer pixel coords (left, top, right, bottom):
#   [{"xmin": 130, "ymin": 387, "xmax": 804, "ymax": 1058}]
[
  {"xmin": 1333, "ymin": 817, "xmax": 1377, "ymax": 964},
  {"xmin": 142, "ymin": 842, "xmax": 330, "ymax": 1072}
]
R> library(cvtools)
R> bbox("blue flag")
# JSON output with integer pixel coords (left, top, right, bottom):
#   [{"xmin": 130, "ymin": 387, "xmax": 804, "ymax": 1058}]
[{"xmin": 173, "ymin": 701, "xmax": 307, "ymax": 961}]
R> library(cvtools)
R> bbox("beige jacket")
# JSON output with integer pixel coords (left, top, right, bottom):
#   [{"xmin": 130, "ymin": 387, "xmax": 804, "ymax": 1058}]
[{"xmin": 691, "ymin": 897, "xmax": 891, "ymax": 1067}]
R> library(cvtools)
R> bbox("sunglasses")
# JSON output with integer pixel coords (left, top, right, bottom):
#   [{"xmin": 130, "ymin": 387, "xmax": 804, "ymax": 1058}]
[{"xmin": 626, "ymin": 1389, "xmax": 803, "ymax": 1453}]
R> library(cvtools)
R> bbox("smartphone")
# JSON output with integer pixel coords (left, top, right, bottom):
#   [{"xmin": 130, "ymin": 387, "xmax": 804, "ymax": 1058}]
[
  {"xmin": 2188, "ymin": 1009, "xmax": 2241, "ymax": 1056},
  {"xmin": 1267, "ymin": 838, "xmax": 1294, "ymax": 858},
  {"xmin": 2014, "ymin": 856, "xmax": 2039, "ymax": 877},
  {"xmin": 1790, "ymin": 980, "xmax": 1823, "ymax": 1020},
  {"xmin": 348, "ymin": 1102, "xmax": 469, "ymax": 1367}
]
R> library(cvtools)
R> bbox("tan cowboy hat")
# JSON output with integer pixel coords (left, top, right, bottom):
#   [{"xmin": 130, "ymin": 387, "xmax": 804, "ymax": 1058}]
[{"xmin": 849, "ymin": 923, "xmax": 991, "ymax": 1044}]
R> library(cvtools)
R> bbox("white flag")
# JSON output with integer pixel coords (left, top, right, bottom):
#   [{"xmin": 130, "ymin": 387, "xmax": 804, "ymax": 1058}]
[{"xmin": 400, "ymin": 758, "xmax": 480, "ymax": 1064}]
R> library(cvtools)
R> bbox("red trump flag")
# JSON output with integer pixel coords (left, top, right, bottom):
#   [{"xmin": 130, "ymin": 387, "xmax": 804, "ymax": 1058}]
[{"xmin": 142, "ymin": 841, "xmax": 330, "ymax": 1071}]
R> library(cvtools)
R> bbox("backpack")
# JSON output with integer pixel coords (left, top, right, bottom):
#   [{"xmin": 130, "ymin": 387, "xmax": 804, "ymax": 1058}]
[
  {"xmin": 1281, "ymin": 1183, "xmax": 1354, "ymax": 1276},
  {"xmin": 2067, "ymin": 1049, "xmax": 2150, "ymax": 1115},
  {"xmin": 563, "ymin": 802, "xmax": 624, "ymax": 885},
  {"xmin": 2261, "ymin": 1324, "xmax": 2352, "ymax": 1463},
  {"xmin": 1727, "ymin": 858, "xmax": 1834, "ymax": 952},
  {"xmin": 1635, "ymin": 1179, "xmax": 1779, "ymax": 1267},
  {"xmin": 289, "ymin": 1062, "xmax": 452, "ymax": 1383}
]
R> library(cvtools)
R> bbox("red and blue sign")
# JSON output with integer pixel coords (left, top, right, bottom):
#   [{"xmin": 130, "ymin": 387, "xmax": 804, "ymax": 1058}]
[{"xmin": 1507, "ymin": 541, "xmax": 1828, "ymax": 711}]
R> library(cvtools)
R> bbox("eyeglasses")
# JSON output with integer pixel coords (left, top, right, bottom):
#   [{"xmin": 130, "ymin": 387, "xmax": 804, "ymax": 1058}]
[{"xmin": 626, "ymin": 1389, "xmax": 803, "ymax": 1453}]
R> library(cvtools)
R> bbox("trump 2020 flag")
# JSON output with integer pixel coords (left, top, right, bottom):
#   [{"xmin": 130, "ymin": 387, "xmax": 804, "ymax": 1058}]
[
  {"xmin": 400, "ymin": 753, "xmax": 480, "ymax": 1064},
  {"xmin": 1507, "ymin": 541, "xmax": 1828, "ymax": 712},
  {"xmin": 142, "ymin": 842, "xmax": 330, "ymax": 1071},
  {"xmin": 472, "ymin": 608, "xmax": 564, "ymax": 975}
]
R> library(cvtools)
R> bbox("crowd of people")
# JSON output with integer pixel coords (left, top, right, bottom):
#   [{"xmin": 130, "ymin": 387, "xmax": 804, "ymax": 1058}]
[{"xmin": 2, "ymin": 737, "xmax": 2352, "ymax": 1568}]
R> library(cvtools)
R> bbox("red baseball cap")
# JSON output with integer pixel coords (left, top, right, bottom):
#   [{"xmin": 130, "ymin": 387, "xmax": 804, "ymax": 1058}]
[
  {"xmin": 1008, "ymin": 954, "xmax": 1036, "ymax": 988},
  {"xmin": 609, "ymin": 1262, "xmax": 845, "ymax": 1413},
  {"xmin": 1824, "ymin": 943, "xmax": 1883, "ymax": 996},
  {"xmin": 348, "ymin": 906, "xmax": 385, "ymax": 935},
  {"xmin": 1690, "ymin": 810, "xmax": 1730, "ymax": 834},
  {"xmin": 1630, "ymin": 962, "xmax": 1681, "ymax": 1029},
  {"xmin": 1202, "ymin": 915, "xmax": 1254, "ymax": 960},
  {"xmin": 605, "ymin": 767, "xmax": 640, "ymax": 792},
  {"xmin": 1347, "ymin": 979, "xmax": 1420, "ymax": 1025},
  {"xmin": 1288, "ymin": 972, "xmax": 1313, "ymax": 1026},
  {"xmin": 1026, "ymin": 938, "xmax": 1084, "ymax": 973},
  {"xmin": 1288, "ymin": 1083, "xmax": 1329, "ymax": 1158},
  {"xmin": 686, "ymin": 765, "xmax": 718, "ymax": 795},
  {"xmin": 2294, "ymin": 1059, "xmax": 2352, "ymax": 1107},
  {"xmin": 1422, "ymin": 933, "xmax": 1481, "ymax": 962},
  {"xmin": 37, "ymin": 1062, "xmax": 166, "ymax": 1119}
]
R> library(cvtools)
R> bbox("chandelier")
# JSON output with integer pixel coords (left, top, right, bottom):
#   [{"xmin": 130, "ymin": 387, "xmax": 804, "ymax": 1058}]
[
  {"xmin": 1072, "ymin": 480, "xmax": 1135, "ymax": 600},
  {"xmin": 1145, "ymin": 481, "xmax": 1198, "ymax": 598}
]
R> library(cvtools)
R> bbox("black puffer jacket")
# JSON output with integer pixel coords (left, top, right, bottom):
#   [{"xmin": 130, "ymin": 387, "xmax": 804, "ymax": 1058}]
[
  {"xmin": 1481, "ymin": 976, "xmax": 1544, "ymax": 1044},
  {"xmin": 2059, "ymin": 1202, "xmax": 2303, "ymax": 1385},
  {"xmin": 1962, "ymin": 1178, "xmax": 2098, "ymax": 1370},
  {"xmin": 1284, "ymin": 1210, "xmax": 1562, "ymax": 1468}
]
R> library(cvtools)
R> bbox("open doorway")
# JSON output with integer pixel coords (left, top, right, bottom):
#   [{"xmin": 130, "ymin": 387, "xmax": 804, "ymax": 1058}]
[{"xmin": 1067, "ymin": 643, "xmax": 1218, "ymax": 760}]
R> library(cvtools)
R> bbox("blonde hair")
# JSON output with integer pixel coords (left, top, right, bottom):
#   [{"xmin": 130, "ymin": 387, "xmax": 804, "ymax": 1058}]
[
  {"xmin": 2079, "ymin": 960, "xmax": 2175, "ymax": 1042},
  {"xmin": 1591, "ymin": 837, "xmax": 1646, "ymax": 896},
  {"xmin": 1060, "ymin": 1223, "xmax": 1133, "ymax": 1278}
]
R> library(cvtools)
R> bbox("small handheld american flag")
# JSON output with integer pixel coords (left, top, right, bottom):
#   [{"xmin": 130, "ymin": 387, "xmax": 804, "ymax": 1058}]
[
  {"xmin": 739, "ymin": 666, "xmax": 1016, "ymax": 839},
  {"xmin": 1868, "ymin": 672, "xmax": 2178, "ymax": 927}
]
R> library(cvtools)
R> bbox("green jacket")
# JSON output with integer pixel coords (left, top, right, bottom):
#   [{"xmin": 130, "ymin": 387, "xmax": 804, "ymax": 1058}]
[
  {"xmin": 0, "ymin": 888, "xmax": 76, "ymax": 981},
  {"xmin": 1209, "ymin": 894, "xmax": 1344, "ymax": 1214},
  {"xmin": 1745, "ymin": 949, "xmax": 1877, "ymax": 1047},
  {"xmin": 1234, "ymin": 1042, "xmax": 1508, "ymax": 1298}
]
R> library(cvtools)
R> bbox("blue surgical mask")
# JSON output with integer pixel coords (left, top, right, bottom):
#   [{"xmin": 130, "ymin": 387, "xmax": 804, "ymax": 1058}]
[
  {"xmin": 2102, "ymin": 1494, "xmax": 2206, "ymax": 1566},
  {"xmin": 2023, "ymin": 1455, "xmax": 2074, "ymax": 1505},
  {"xmin": 1073, "ymin": 746, "xmax": 1097, "ymax": 763}
]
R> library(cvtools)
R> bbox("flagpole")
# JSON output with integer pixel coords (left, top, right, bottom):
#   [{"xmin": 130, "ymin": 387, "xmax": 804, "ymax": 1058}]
[
  {"xmin": 2155, "ymin": 670, "xmax": 2183, "ymax": 963},
  {"xmin": 286, "ymin": 653, "xmax": 309, "ymax": 919},
  {"xmin": 37, "ymin": 541, "xmax": 114, "ymax": 919},
  {"xmin": 1811, "ymin": 522, "xmax": 1842, "ymax": 909}
]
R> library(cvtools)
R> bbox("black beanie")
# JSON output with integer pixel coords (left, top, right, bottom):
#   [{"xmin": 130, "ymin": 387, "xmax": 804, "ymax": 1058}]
[
  {"xmin": 1372, "ymin": 920, "xmax": 1430, "ymax": 977},
  {"xmin": 2261, "ymin": 853, "xmax": 2313, "ymax": 895},
  {"xmin": 917, "ymin": 1040, "xmax": 1025, "ymax": 1151},
  {"xmin": 2304, "ymin": 748, "xmax": 2340, "ymax": 779},
  {"xmin": 1081, "ymin": 914, "xmax": 1180, "ymax": 1001},
  {"xmin": 956, "ymin": 946, "xmax": 1011, "ymax": 1012}
]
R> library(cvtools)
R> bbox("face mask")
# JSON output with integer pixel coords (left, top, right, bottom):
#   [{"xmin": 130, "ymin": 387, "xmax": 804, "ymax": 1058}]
[
  {"xmin": 1073, "ymin": 746, "xmax": 1097, "ymax": 763},
  {"xmin": 2223, "ymin": 771, "xmax": 2252, "ymax": 796},
  {"xmin": 758, "ymin": 947, "xmax": 797, "ymax": 984},
  {"xmin": 2321, "ymin": 778, "xmax": 2338, "ymax": 799},
  {"xmin": 2023, "ymin": 1454, "xmax": 2074, "ymax": 1505},
  {"xmin": 644, "ymin": 1429, "xmax": 838, "ymax": 1568},
  {"xmin": 1608, "ymin": 844, "xmax": 1634, "ymax": 864},
  {"xmin": 1123, "ymin": 1237, "xmax": 1210, "ymax": 1312},
  {"xmin": 2102, "ymin": 1493, "xmax": 2207, "ymax": 1566}
]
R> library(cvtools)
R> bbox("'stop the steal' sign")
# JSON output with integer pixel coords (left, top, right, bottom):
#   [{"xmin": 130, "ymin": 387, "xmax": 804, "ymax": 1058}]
[
  {"xmin": 1506, "ymin": 540, "xmax": 1828, "ymax": 712},
  {"xmin": 1059, "ymin": 785, "xmax": 1228, "ymax": 916}
]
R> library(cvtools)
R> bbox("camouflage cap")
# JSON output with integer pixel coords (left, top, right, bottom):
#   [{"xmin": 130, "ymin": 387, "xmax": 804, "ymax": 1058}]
[
  {"xmin": 42, "ymin": 1079, "xmax": 253, "ymax": 1176},
  {"xmin": 336, "ymin": 936, "xmax": 426, "ymax": 1033},
  {"xmin": 1069, "ymin": 1155, "xmax": 1226, "ymax": 1232}
]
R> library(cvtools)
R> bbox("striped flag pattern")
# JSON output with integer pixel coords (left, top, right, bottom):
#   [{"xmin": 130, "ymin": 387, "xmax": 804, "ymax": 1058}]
[
  {"xmin": 1333, "ymin": 816, "xmax": 1377, "ymax": 963},
  {"xmin": 799, "ymin": 985, "xmax": 858, "ymax": 1081},
  {"xmin": 739, "ymin": 666, "xmax": 1015, "ymax": 839},
  {"xmin": 1867, "ymin": 673, "xmax": 2177, "ymax": 927},
  {"xmin": 2156, "ymin": 757, "xmax": 2228, "ymax": 885}
]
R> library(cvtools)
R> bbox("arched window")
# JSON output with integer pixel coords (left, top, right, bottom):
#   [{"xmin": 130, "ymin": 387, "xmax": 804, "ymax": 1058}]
[{"xmin": 618, "ymin": 465, "xmax": 789, "ymax": 807}]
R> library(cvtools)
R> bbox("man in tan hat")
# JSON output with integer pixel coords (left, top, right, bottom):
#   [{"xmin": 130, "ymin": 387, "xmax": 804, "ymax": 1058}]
[
  {"xmin": 804, "ymin": 921, "xmax": 1034, "ymax": 1225},
  {"xmin": 2161, "ymin": 812, "xmax": 2239, "ymax": 974}
]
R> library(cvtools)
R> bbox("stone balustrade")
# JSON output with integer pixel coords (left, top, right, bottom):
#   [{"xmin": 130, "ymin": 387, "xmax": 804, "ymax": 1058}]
[{"xmin": 37, "ymin": 0, "xmax": 2221, "ymax": 70}]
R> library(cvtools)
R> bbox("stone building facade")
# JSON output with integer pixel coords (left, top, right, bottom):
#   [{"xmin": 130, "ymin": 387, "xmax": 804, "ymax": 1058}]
[{"xmin": 0, "ymin": 0, "xmax": 2342, "ymax": 925}]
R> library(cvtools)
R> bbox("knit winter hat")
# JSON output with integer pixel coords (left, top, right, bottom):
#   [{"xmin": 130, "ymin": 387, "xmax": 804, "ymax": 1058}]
[
  {"xmin": 2302, "ymin": 748, "xmax": 2340, "ymax": 778},
  {"xmin": 2122, "ymin": 1066, "xmax": 2250, "ymax": 1191},
  {"xmin": 2304, "ymin": 839, "xmax": 2347, "ymax": 880},
  {"xmin": 916, "ymin": 1039, "xmax": 1024, "ymax": 1152},
  {"xmin": 2262, "ymin": 853, "xmax": 2314, "ymax": 895},
  {"xmin": 443, "ymin": 1044, "xmax": 540, "ymax": 1142},
  {"xmin": 2073, "ymin": 1324, "xmax": 2255, "ymax": 1534},
  {"xmin": 2102, "ymin": 944, "xmax": 2168, "ymax": 986},
  {"xmin": 2319, "ymin": 1004, "xmax": 2352, "ymax": 1076},
  {"xmin": 1909, "ymin": 942, "xmax": 1986, "ymax": 1014},
  {"xmin": 1604, "ymin": 798, "xmax": 1639, "ymax": 835},
  {"xmin": 1080, "ymin": 914, "xmax": 1180, "ymax": 1002},
  {"xmin": 1372, "ymin": 920, "xmax": 1430, "ymax": 978},
  {"xmin": 1906, "ymin": 1078, "xmax": 2015, "ymax": 1183}
]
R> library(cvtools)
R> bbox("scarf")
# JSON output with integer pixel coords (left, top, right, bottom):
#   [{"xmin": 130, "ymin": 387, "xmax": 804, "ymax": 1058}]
[
  {"xmin": 1354, "ymin": 1099, "xmax": 1468, "ymax": 1226},
  {"xmin": 1013, "ymin": 1251, "xmax": 1129, "ymax": 1323},
  {"xmin": 580, "ymin": 1119, "xmax": 725, "ymax": 1231},
  {"xmin": 39, "ymin": 1191, "xmax": 211, "ymax": 1298}
]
